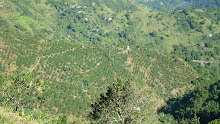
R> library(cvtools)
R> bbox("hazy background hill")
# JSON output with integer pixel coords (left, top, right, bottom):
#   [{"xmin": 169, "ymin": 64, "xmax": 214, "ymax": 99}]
[{"xmin": 136, "ymin": 0, "xmax": 220, "ymax": 11}]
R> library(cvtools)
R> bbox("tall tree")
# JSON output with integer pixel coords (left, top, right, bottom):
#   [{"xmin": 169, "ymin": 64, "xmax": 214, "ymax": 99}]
[{"xmin": 89, "ymin": 79, "xmax": 154, "ymax": 123}]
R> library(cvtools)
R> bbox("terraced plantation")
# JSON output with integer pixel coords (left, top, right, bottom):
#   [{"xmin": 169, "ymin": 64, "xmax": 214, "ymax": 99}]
[
  {"xmin": 0, "ymin": 31, "xmax": 199, "ymax": 120},
  {"xmin": 0, "ymin": 0, "xmax": 219, "ymax": 123}
]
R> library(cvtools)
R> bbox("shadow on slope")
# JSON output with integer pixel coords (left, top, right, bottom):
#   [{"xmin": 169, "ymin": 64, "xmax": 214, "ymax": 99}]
[{"xmin": 158, "ymin": 80, "xmax": 220, "ymax": 124}]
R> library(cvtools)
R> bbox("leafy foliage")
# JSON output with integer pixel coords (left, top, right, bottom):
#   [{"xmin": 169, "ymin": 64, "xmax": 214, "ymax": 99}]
[
  {"xmin": 172, "ymin": 33, "xmax": 220, "ymax": 75},
  {"xmin": 90, "ymin": 79, "xmax": 154, "ymax": 123},
  {"xmin": 0, "ymin": 73, "xmax": 45, "ymax": 112},
  {"xmin": 158, "ymin": 81, "xmax": 220, "ymax": 124}
]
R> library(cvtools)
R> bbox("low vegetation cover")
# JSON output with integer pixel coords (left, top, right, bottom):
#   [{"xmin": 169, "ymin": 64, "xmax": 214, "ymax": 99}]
[{"xmin": 0, "ymin": 0, "xmax": 219, "ymax": 123}]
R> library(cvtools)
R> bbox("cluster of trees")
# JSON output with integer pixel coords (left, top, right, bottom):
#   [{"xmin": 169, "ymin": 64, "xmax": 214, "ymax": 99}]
[
  {"xmin": 4, "ymin": 0, "xmax": 55, "ymax": 38},
  {"xmin": 46, "ymin": 0, "xmax": 75, "ymax": 12},
  {"xmin": 172, "ymin": 33, "xmax": 220, "ymax": 75},
  {"xmin": 173, "ymin": 9, "xmax": 216, "ymax": 33},
  {"xmin": 0, "ymin": 73, "xmax": 46, "ymax": 114},
  {"xmin": 158, "ymin": 81, "xmax": 220, "ymax": 124},
  {"xmin": 164, "ymin": 32, "xmax": 220, "ymax": 124},
  {"xmin": 100, "ymin": 0, "xmax": 138, "ymax": 12},
  {"xmin": 187, "ymin": 0, "xmax": 220, "ymax": 9},
  {"xmin": 46, "ymin": 0, "xmax": 138, "ymax": 12},
  {"xmin": 1, "ymin": 71, "xmax": 219, "ymax": 123},
  {"xmin": 0, "ymin": 72, "xmax": 156, "ymax": 123}
]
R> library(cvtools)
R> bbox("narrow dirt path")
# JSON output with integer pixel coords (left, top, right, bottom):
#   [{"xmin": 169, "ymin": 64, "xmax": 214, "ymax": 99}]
[{"xmin": 193, "ymin": 60, "xmax": 214, "ymax": 66}]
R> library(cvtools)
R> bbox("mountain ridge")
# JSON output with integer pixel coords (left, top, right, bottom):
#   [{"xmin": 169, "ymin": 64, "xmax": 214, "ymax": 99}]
[{"xmin": 136, "ymin": 0, "xmax": 220, "ymax": 11}]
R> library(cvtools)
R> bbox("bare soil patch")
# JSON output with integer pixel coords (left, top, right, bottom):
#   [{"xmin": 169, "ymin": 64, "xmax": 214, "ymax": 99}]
[{"xmin": 52, "ymin": 106, "xmax": 58, "ymax": 114}]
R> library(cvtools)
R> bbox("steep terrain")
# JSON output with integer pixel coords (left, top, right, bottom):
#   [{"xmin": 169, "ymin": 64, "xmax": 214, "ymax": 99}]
[
  {"xmin": 0, "ymin": 0, "xmax": 219, "ymax": 123},
  {"xmin": 0, "ymin": 31, "xmax": 199, "ymax": 119}
]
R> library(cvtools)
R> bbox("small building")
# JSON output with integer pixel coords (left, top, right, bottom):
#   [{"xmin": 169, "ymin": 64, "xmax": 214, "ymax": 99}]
[
  {"xmin": 84, "ymin": 18, "xmax": 89, "ymax": 21},
  {"xmin": 127, "ymin": 46, "xmax": 130, "ymax": 50},
  {"xmin": 108, "ymin": 17, "xmax": 113, "ymax": 21},
  {"xmin": 207, "ymin": 34, "xmax": 212, "ymax": 37},
  {"xmin": 134, "ymin": 107, "xmax": 140, "ymax": 111},
  {"xmin": 77, "ymin": 6, "xmax": 82, "ymax": 8}
]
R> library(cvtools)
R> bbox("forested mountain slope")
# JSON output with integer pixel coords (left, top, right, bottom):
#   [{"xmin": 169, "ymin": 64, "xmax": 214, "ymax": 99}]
[{"xmin": 0, "ymin": 0, "xmax": 219, "ymax": 123}]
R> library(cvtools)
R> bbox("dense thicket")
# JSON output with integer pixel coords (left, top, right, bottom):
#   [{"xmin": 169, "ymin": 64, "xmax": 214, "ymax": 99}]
[{"xmin": 158, "ymin": 81, "xmax": 220, "ymax": 124}]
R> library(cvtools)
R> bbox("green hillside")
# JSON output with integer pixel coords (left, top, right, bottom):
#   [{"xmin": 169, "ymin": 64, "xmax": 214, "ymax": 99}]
[
  {"xmin": 0, "ymin": 0, "xmax": 219, "ymax": 123},
  {"xmin": 0, "ymin": 31, "xmax": 198, "ymax": 116},
  {"xmin": 1, "ymin": 0, "xmax": 219, "ymax": 48}
]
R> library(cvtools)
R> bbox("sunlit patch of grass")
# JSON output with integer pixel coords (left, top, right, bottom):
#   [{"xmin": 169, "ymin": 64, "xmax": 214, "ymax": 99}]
[{"xmin": 16, "ymin": 16, "xmax": 39, "ymax": 25}]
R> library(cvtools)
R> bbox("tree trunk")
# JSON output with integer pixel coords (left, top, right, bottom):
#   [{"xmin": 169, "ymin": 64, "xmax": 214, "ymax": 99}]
[{"xmin": 15, "ymin": 105, "xmax": 18, "ymax": 112}]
